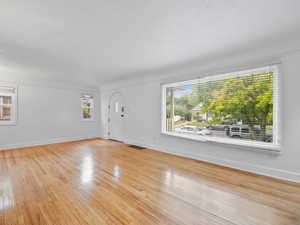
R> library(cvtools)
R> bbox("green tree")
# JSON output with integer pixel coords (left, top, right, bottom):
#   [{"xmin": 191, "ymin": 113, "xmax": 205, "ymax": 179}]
[
  {"xmin": 174, "ymin": 94, "xmax": 195, "ymax": 121},
  {"xmin": 206, "ymin": 72, "xmax": 273, "ymax": 141},
  {"xmin": 192, "ymin": 80, "xmax": 224, "ymax": 121}
]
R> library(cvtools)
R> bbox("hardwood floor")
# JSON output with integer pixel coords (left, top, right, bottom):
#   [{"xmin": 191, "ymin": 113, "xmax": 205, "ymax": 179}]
[{"xmin": 0, "ymin": 139, "xmax": 300, "ymax": 225}]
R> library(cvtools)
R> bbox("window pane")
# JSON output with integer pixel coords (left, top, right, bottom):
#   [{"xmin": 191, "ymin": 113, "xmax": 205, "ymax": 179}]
[
  {"xmin": 165, "ymin": 71, "xmax": 274, "ymax": 144},
  {"xmin": 0, "ymin": 86, "xmax": 16, "ymax": 124},
  {"xmin": 82, "ymin": 104, "xmax": 92, "ymax": 119},
  {"xmin": 1, "ymin": 96, "xmax": 12, "ymax": 104},
  {"xmin": 81, "ymin": 94, "xmax": 94, "ymax": 120},
  {"xmin": 0, "ymin": 106, "xmax": 11, "ymax": 120}
]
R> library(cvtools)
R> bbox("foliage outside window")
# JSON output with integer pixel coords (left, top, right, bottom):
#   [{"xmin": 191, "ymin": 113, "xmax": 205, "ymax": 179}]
[
  {"xmin": 0, "ymin": 86, "xmax": 17, "ymax": 125},
  {"xmin": 162, "ymin": 66, "xmax": 280, "ymax": 151},
  {"xmin": 81, "ymin": 94, "xmax": 94, "ymax": 121}
]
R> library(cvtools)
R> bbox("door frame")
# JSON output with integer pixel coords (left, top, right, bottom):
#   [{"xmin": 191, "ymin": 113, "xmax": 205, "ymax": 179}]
[{"xmin": 107, "ymin": 91, "xmax": 125, "ymax": 142}]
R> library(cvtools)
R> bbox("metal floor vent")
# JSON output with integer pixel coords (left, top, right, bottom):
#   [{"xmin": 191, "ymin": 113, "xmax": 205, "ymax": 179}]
[
  {"xmin": 109, "ymin": 139, "xmax": 123, "ymax": 143},
  {"xmin": 128, "ymin": 145, "xmax": 146, "ymax": 150}
]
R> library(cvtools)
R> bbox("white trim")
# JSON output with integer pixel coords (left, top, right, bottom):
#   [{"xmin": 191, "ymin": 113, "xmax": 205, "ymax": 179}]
[
  {"xmin": 272, "ymin": 64, "xmax": 282, "ymax": 149},
  {"xmin": 162, "ymin": 131, "xmax": 207, "ymax": 142},
  {"xmin": 123, "ymin": 137, "xmax": 300, "ymax": 184},
  {"xmin": 161, "ymin": 83, "xmax": 167, "ymax": 133},
  {"xmin": 161, "ymin": 65, "xmax": 281, "ymax": 152},
  {"xmin": 0, "ymin": 136, "xmax": 99, "ymax": 151},
  {"xmin": 162, "ymin": 131, "xmax": 280, "ymax": 152}
]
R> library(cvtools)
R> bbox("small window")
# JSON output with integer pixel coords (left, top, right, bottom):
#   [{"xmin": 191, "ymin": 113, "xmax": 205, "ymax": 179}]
[
  {"xmin": 162, "ymin": 65, "xmax": 280, "ymax": 151},
  {"xmin": 81, "ymin": 94, "xmax": 94, "ymax": 121},
  {"xmin": 0, "ymin": 86, "xmax": 17, "ymax": 125}
]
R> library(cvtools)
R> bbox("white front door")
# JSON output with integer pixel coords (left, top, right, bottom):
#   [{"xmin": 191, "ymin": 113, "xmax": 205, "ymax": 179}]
[{"xmin": 108, "ymin": 93, "xmax": 125, "ymax": 141}]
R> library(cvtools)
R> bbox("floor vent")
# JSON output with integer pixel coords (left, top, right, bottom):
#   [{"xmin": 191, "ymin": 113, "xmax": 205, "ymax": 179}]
[
  {"xmin": 128, "ymin": 145, "xmax": 146, "ymax": 150},
  {"xmin": 109, "ymin": 139, "xmax": 123, "ymax": 143}
]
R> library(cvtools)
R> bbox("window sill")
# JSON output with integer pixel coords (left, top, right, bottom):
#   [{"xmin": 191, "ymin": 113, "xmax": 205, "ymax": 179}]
[
  {"xmin": 81, "ymin": 119, "xmax": 96, "ymax": 122},
  {"xmin": 0, "ymin": 121, "xmax": 17, "ymax": 126},
  {"xmin": 162, "ymin": 131, "xmax": 281, "ymax": 153}
]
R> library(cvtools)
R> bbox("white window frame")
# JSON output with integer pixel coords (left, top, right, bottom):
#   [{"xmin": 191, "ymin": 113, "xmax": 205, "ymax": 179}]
[
  {"xmin": 80, "ymin": 94, "xmax": 95, "ymax": 121},
  {"xmin": 161, "ymin": 65, "xmax": 281, "ymax": 152},
  {"xmin": 0, "ymin": 85, "xmax": 18, "ymax": 126}
]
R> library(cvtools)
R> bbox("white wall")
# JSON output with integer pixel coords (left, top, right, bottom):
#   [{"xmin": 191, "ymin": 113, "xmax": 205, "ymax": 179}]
[
  {"xmin": 100, "ymin": 49, "xmax": 300, "ymax": 183},
  {"xmin": 0, "ymin": 80, "xmax": 100, "ymax": 150}
]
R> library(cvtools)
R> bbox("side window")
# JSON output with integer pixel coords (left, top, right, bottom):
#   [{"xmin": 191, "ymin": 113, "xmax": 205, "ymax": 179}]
[
  {"xmin": 81, "ymin": 94, "xmax": 94, "ymax": 121},
  {"xmin": 0, "ymin": 86, "xmax": 17, "ymax": 125}
]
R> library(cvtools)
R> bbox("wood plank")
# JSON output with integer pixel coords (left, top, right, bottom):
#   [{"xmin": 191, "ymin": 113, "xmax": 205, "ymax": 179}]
[{"xmin": 0, "ymin": 139, "xmax": 299, "ymax": 225}]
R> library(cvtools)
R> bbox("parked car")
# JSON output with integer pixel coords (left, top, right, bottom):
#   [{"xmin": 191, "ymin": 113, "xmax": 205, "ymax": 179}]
[
  {"xmin": 227, "ymin": 125, "xmax": 251, "ymax": 139},
  {"xmin": 198, "ymin": 128, "xmax": 212, "ymax": 135},
  {"xmin": 175, "ymin": 126, "xmax": 212, "ymax": 135},
  {"xmin": 207, "ymin": 125, "xmax": 226, "ymax": 131}
]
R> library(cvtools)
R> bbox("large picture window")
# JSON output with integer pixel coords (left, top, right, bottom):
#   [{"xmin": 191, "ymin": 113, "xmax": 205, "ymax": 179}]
[
  {"xmin": 162, "ymin": 65, "xmax": 280, "ymax": 151},
  {"xmin": 0, "ymin": 86, "xmax": 17, "ymax": 125}
]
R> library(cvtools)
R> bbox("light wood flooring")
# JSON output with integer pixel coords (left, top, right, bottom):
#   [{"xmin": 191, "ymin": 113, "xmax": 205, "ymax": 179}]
[{"xmin": 0, "ymin": 139, "xmax": 300, "ymax": 225}]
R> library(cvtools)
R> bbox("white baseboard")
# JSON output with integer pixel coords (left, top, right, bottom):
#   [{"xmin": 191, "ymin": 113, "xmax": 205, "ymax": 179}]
[
  {"xmin": 0, "ymin": 135, "xmax": 99, "ymax": 151},
  {"xmin": 124, "ymin": 138, "xmax": 300, "ymax": 184}
]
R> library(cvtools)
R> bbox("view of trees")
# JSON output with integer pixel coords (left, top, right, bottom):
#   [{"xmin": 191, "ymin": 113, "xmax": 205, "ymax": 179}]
[
  {"xmin": 166, "ymin": 72, "xmax": 273, "ymax": 142},
  {"xmin": 81, "ymin": 95, "xmax": 94, "ymax": 119}
]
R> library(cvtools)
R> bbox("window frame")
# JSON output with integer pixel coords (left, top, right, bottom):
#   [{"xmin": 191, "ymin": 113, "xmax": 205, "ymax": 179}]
[
  {"xmin": 80, "ymin": 93, "xmax": 95, "ymax": 122},
  {"xmin": 161, "ymin": 65, "xmax": 281, "ymax": 152},
  {"xmin": 0, "ymin": 85, "xmax": 18, "ymax": 126}
]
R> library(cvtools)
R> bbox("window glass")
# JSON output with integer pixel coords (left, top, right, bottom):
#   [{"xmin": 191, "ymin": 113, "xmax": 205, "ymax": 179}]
[
  {"xmin": 81, "ymin": 94, "xmax": 94, "ymax": 120},
  {"xmin": 163, "ymin": 66, "xmax": 280, "ymax": 149},
  {"xmin": 0, "ymin": 87, "xmax": 16, "ymax": 125}
]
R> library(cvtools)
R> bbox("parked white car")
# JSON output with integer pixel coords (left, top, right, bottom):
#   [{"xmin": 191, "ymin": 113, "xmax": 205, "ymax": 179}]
[
  {"xmin": 199, "ymin": 128, "xmax": 212, "ymax": 135},
  {"xmin": 175, "ymin": 126, "xmax": 212, "ymax": 135}
]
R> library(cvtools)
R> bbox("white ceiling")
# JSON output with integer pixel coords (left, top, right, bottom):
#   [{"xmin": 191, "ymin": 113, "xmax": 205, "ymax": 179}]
[{"xmin": 1, "ymin": 0, "xmax": 300, "ymax": 85}]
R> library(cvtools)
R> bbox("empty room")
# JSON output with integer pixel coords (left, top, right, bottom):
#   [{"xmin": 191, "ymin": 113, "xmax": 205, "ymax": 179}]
[{"xmin": 1, "ymin": 0, "xmax": 300, "ymax": 224}]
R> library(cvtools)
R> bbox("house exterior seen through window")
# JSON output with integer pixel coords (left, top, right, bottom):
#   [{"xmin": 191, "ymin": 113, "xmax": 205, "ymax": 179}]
[
  {"xmin": 81, "ymin": 94, "xmax": 94, "ymax": 121},
  {"xmin": 0, "ymin": 86, "xmax": 17, "ymax": 125},
  {"xmin": 162, "ymin": 65, "xmax": 280, "ymax": 151}
]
